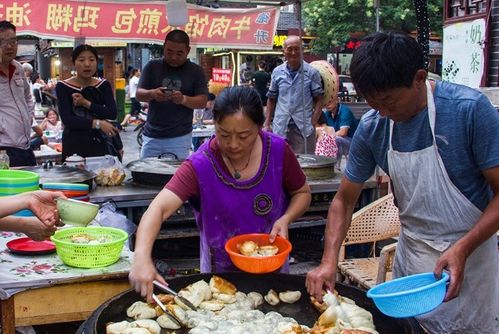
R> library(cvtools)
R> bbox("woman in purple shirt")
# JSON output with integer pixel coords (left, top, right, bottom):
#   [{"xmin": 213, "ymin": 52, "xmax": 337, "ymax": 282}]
[{"xmin": 129, "ymin": 86, "xmax": 311, "ymax": 302}]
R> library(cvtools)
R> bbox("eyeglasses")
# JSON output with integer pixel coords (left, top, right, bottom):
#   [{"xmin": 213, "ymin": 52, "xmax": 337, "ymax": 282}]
[{"xmin": 0, "ymin": 38, "xmax": 18, "ymax": 47}]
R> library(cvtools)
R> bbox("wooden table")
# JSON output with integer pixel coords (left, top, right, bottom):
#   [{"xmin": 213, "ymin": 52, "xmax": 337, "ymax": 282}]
[
  {"xmin": 0, "ymin": 276, "xmax": 130, "ymax": 333},
  {"xmin": 0, "ymin": 232, "xmax": 133, "ymax": 334}
]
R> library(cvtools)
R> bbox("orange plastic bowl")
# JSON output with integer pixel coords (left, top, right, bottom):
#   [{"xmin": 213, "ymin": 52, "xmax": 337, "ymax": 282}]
[{"xmin": 225, "ymin": 233, "xmax": 292, "ymax": 274}]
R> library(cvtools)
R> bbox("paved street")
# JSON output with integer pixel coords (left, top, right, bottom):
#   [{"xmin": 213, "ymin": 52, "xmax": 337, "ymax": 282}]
[{"xmin": 119, "ymin": 123, "xmax": 141, "ymax": 166}]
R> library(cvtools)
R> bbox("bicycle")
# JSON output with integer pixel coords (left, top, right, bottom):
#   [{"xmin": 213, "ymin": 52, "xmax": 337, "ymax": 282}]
[{"xmin": 134, "ymin": 109, "xmax": 147, "ymax": 147}]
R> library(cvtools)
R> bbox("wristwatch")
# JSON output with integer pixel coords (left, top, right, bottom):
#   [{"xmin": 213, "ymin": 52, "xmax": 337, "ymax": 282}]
[{"xmin": 95, "ymin": 120, "xmax": 100, "ymax": 130}]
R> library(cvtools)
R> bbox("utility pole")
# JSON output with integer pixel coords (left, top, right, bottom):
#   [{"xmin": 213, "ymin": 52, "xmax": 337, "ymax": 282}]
[{"xmin": 374, "ymin": 0, "xmax": 380, "ymax": 32}]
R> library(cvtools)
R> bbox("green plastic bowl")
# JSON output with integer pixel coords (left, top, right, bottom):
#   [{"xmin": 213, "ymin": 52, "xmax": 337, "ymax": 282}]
[
  {"xmin": 0, "ymin": 170, "xmax": 39, "ymax": 186},
  {"xmin": 57, "ymin": 198, "xmax": 99, "ymax": 227}
]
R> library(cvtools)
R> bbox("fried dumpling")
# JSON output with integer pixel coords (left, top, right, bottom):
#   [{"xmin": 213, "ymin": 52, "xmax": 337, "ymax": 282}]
[{"xmin": 126, "ymin": 301, "xmax": 157, "ymax": 320}]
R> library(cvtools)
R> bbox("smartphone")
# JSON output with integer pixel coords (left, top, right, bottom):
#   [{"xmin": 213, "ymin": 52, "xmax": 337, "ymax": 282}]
[{"xmin": 161, "ymin": 88, "xmax": 173, "ymax": 93}]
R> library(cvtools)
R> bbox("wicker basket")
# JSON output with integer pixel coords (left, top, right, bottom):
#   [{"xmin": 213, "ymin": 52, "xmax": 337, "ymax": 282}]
[{"xmin": 51, "ymin": 227, "xmax": 128, "ymax": 268}]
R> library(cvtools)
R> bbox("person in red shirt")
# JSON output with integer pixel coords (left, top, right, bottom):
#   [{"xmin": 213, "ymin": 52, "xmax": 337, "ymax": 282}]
[{"xmin": 130, "ymin": 86, "xmax": 311, "ymax": 302}]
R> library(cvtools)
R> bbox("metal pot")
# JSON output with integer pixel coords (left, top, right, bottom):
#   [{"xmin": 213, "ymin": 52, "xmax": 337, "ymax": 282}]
[
  {"xmin": 20, "ymin": 161, "xmax": 96, "ymax": 188},
  {"xmin": 297, "ymin": 154, "xmax": 336, "ymax": 180},
  {"xmin": 78, "ymin": 273, "xmax": 423, "ymax": 334},
  {"xmin": 125, "ymin": 153, "xmax": 182, "ymax": 187}
]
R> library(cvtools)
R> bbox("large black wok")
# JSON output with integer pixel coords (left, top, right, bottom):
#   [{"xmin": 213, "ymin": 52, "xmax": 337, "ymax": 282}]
[
  {"xmin": 80, "ymin": 273, "xmax": 423, "ymax": 334},
  {"xmin": 125, "ymin": 153, "xmax": 182, "ymax": 187}
]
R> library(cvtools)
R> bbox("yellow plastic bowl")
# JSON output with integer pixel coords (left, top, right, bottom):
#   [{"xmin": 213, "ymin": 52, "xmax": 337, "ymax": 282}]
[{"xmin": 57, "ymin": 198, "xmax": 99, "ymax": 227}]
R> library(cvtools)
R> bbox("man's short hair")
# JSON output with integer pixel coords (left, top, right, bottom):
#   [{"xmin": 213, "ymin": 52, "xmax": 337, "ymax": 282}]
[
  {"xmin": 165, "ymin": 29, "xmax": 190, "ymax": 47},
  {"xmin": 0, "ymin": 20, "xmax": 16, "ymax": 32},
  {"xmin": 350, "ymin": 32, "xmax": 424, "ymax": 99}
]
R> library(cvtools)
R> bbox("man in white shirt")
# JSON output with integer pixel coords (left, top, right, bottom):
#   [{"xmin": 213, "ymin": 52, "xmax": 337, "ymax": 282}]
[{"xmin": 121, "ymin": 68, "xmax": 141, "ymax": 126}]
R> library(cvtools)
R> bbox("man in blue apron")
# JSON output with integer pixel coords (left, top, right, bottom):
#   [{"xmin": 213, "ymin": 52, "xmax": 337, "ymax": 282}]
[{"xmin": 306, "ymin": 32, "xmax": 499, "ymax": 333}]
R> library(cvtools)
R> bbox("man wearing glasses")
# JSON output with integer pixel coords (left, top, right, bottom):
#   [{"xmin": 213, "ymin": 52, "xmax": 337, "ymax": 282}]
[{"xmin": 0, "ymin": 20, "xmax": 36, "ymax": 167}]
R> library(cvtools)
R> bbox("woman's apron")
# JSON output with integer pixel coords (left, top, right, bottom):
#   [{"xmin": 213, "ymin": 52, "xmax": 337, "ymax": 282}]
[{"xmin": 388, "ymin": 81, "xmax": 499, "ymax": 333}]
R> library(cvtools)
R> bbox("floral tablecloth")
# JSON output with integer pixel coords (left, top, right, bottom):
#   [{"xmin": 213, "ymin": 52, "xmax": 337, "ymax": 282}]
[{"xmin": 0, "ymin": 231, "xmax": 133, "ymax": 300}]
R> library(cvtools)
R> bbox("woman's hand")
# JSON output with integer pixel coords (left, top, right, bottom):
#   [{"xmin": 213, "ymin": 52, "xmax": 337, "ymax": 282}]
[
  {"xmin": 18, "ymin": 217, "xmax": 57, "ymax": 241},
  {"xmin": 72, "ymin": 93, "xmax": 91, "ymax": 109},
  {"xmin": 269, "ymin": 217, "xmax": 290, "ymax": 243},
  {"xmin": 99, "ymin": 120, "xmax": 119, "ymax": 137},
  {"xmin": 26, "ymin": 190, "xmax": 65, "ymax": 227},
  {"xmin": 129, "ymin": 256, "xmax": 168, "ymax": 303}
]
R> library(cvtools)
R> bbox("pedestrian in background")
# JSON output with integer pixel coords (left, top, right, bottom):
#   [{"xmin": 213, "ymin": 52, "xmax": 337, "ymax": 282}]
[
  {"xmin": 265, "ymin": 35, "xmax": 324, "ymax": 154},
  {"xmin": 121, "ymin": 68, "xmax": 141, "ymax": 127},
  {"xmin": 323, "ymin": 97, "xmax": 358, "ymax": 167},
  {"xmin": 251, "ymin": 60, "xmax": 271, "ymax": 108},
  {"xmin": 56, "ymin": 44, "xmax": 119, "ymax": 161},
  {"xmin": 0, "ymin": 20, "xmax": 36, "ymax": 167},
  {"xmin": 136, "ymin": 29, "xmax": 208, "ymax": 160}
]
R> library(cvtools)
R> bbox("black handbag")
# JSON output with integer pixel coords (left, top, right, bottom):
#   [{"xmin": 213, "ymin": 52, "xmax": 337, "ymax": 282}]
[{"xmin": 73, "ymin": 86, "xmax": 104, "ymax": 118}]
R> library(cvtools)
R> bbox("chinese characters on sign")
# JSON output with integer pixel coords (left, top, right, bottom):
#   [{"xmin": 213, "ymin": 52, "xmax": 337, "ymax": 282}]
[
  {"xmin": 442, "ymin": 19, "xmax": 486, "ymax": 88},
  {"xmin": 212, "ymin": 68, "xmax": 232, "ymax": 84},
  {"xmin": 1, "ymin": 0, "xmax": 280, "ymax": 50}
]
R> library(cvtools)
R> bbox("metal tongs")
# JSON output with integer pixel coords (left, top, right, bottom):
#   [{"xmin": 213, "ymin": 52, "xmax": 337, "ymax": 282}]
[{"xmin": 153, "ymin": 280, "xmax": 197, "ymax": 311}]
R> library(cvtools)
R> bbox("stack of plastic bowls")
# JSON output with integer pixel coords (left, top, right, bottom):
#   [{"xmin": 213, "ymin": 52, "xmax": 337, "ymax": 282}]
[
  {"xmin": 42, "ymin": 183, "xmax": 90, "ymax": 201},
  {"xmin": 0, "ymin": 170, "xmax": 40, "ymax": 216}
]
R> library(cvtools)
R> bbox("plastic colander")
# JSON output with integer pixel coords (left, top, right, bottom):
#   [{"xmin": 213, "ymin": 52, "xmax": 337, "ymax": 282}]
[
  {"xmin": 51, "ymin": 226, "xmax": 128, "ymax": 268},
  {"xmin": 367, "ymin": 272, "xmax": 449, "ymax": 318}
]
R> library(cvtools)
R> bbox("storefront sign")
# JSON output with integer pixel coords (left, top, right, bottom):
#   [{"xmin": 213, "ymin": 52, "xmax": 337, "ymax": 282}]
[
  {"xmin": 212, "ymin": 68, "xmax": 232, "ymax": 84},
  {"xmin": 442, "ymin": 19, "xmax": 485, "ymax": 88},
  {"xmin": 1, "ymin": 0, "xmax": 280, "ymax": 50}
]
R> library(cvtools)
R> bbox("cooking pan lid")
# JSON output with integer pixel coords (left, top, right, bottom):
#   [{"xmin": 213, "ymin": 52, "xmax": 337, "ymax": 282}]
[
  {"xmin": 296, "ymin": 154, "xmax": 336, "ymax": 168},
  {"xmin": 125, "ymin": 153, "xmax": 181, "ymax": 175},
  {"xmin": 20, "ymin": 163, "xmax": 96, "ymax": 184}
]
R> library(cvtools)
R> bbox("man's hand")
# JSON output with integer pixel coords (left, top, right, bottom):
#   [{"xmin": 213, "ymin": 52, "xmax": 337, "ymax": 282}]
[
  {"xmin": 150, "ymin": 88, "xmax": 171, "ymax": 102},
  {"xmin": 169, "ymin": 90, "xmax": 184, "ymax": 105},
  {"xmin": 305, "ymin": 262, "xmax": 337, "ymax": 303},
  {"xmin": 434, "ymin": 243, "xmax": 468, "ymax": 301}
]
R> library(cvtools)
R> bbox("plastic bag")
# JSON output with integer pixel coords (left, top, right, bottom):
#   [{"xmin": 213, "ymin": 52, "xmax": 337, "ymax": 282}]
[
  {"xmin": 91, "ymin": 155, "xmax": 126, "ymax": 186},
  {"xmin": 95, "ymin": 201, "xmax": 137, "ymax": 248}
]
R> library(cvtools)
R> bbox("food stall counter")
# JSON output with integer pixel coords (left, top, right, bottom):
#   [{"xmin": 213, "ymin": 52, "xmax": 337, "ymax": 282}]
[{"xmin": 0, "ymin": 232, "xmax": 133, "ymax": 334}]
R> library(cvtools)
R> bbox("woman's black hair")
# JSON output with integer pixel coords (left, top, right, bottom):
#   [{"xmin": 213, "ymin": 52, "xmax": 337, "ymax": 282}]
[
  {"xmin": 213, "ymin": 86, "xmax": 264, "ymax": 126},
  {"xmin": 45, "ymin": 108, "xmax": 60, "ymax": 120},
  {"xmin": 72, "ymin": 44, "xmax": 98, "ymax": 63},
  {"xmin": 129, "ymin": 68, "xmax": 139, "ymax": 79},
  {"xmin": 350, "ymin": 32, "xmax": 424, "ymax": 99}
]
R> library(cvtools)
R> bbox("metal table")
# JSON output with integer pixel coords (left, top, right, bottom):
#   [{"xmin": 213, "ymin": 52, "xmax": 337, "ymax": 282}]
[{"xmin": 89, "ymin": 172, "xmax": 383, "ymax": 231}]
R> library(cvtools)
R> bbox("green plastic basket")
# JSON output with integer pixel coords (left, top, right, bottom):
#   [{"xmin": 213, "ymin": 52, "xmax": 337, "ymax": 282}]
[{"xmin": 51, "ymin": 227, "xmax": 128, "ymax": 268}]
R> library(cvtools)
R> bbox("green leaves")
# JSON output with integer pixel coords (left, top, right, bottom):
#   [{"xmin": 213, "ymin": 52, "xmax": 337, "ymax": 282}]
[{"xmin": 303, "ymin": 0, "xmax": 443, "ymax": 54}]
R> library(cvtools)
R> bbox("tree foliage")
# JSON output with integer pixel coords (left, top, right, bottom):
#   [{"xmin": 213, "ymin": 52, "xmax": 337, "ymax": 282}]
[{"xmin": 303, "ymin": 0, "xmax": 443, "ymax": 54}]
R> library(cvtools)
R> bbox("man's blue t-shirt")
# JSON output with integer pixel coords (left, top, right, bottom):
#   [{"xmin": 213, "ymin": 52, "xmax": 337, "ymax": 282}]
[
  {"xmin": 324, "ymin": 104, "xmax": 358, "ymax": 138},
  {"xmin": 345, "ymin": 81, "xmax": 499, "ymax": 211}
]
